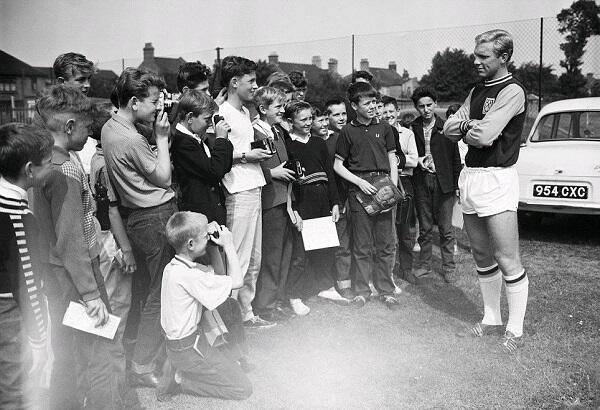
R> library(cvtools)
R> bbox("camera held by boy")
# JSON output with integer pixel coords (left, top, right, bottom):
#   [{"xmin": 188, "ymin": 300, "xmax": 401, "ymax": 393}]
[{"xmin": 159, "ymin": 211, "xmax": 252, "ymax": 401}]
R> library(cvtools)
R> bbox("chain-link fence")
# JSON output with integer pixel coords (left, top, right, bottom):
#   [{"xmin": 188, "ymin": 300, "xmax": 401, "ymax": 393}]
[
  {"xmin": 94, "ymin": 17, "xmax": 598, "ymax": 106},
  {"xmin": 3, "ymin": 17, "xmax": 600, "ymax": 125}
]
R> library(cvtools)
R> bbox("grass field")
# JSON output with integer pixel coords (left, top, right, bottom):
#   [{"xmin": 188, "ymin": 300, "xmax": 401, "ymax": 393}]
[{"xmin": 138, "ymin": 214, "xmax": 600, "ymax": 409}]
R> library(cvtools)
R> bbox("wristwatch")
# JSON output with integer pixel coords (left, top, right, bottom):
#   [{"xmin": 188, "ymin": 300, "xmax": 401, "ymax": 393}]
[{"xmin": 240, "ymin": 152, "xmax": 247, "ymax": 163}]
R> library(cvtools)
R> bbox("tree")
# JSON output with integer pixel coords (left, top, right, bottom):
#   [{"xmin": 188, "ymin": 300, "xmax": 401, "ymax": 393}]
[
  {"xmin": 88, "ymin": 77, "xmax": 115, "ymax": 99},
  {"xmin": 512, "ymin": 62, "xmax": 558, "ymax": 97},
  {"xmin": 305, "ymin": 71, "xmax": 349, "ymax": 108},
  {"xmin": 419, "ymin": 48, "xmax": 479, "ymax": 101},
  {"xmin": 255, "ymin": 59, "xmax": 280, "ymax": 86},
  {"xmin": 556, "ymin": 0, "xmax": 600, "ymax": 97}
]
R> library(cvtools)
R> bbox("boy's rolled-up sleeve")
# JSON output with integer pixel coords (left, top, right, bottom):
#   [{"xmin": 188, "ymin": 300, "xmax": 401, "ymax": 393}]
[{"xmin": 183, "ymin": 269, "xmax": 233, "ymax": 311}]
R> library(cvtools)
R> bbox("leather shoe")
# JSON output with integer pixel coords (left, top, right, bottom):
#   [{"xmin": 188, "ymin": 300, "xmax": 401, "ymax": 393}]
[
  {"xmin": 156, "ymin": 359, "xmax": 180, "ymax": 401},
  {"xmin": 129, "ymin": 371, "xmax": 159, "ymax": 388}
]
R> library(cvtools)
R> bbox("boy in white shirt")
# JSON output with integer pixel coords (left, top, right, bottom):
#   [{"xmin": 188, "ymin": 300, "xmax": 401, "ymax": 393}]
[
  {"xmin": 218, "ymin": 56, "xmax": 275, "ymax": 328},
  {"xmin": 158, "ymin": 211, "xmax": 252, "ymax": 401}
]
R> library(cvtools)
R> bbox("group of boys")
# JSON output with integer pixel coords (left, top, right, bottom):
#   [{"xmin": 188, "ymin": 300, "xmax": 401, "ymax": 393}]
[{"xmin": 0, "ymin": 28, "xmax": 529, "ymax": 408}]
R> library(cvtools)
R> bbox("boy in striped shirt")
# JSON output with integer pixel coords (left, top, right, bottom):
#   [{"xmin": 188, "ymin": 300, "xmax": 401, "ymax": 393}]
[{"xmin": 0, "ymin": 123, "xmax": 52, "ymax": 409}]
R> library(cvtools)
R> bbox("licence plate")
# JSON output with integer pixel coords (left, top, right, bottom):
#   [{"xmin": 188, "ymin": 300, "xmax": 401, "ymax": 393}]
[{"xmin": 533, "ymin": 184, "xmax": 588, "ymax": 199}]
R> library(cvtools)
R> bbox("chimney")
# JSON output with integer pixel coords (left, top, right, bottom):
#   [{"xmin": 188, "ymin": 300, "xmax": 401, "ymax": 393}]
[
  {"xmin": 360, "ymin": 58, "xmax": 369, "ymax": 71},
  {"xmin": 268, "ymin": 52, "xmax": 279, "ymax": 65},
  {"xmin": 388, "ymin": 61, "xmax": 397, "ymax": 72},
  {"xmin": 143, "ymin": 42, "xmax": 155, "ymax": 63},
  {"xmin": 311, "ymin": 56, "xmax": 322, "ymax": 68},
  {"xmin": 328, "ymin": 58, "xmax": 338, "ymax": 74}
]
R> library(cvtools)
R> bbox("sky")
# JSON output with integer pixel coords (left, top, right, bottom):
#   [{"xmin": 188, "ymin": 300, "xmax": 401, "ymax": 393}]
[{"xmin": 0, "ymin": 0, "xmax": 587, "ymax": 77}]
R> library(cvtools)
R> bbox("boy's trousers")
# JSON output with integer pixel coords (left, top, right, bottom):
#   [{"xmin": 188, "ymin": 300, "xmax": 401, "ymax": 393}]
[
  {"xmin": 121, "ymin": 199, "xmax": 177, "ymax": 375},
  {"xmin": 166, "ymin": 298, "xmax": 252, "ymax": 400},
  {"xmin": 225, "ymin": 188, "xmax": 262, "ymax": 322},
  {"xmin": 347, "ymin": 189, "xmax": 397, "ymax": 297},
  {"xmin": 253, "ymin": 203, "xmax": 292, "ymax": 315}
]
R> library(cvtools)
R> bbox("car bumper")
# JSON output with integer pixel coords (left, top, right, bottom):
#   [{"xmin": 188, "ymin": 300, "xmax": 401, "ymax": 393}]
[{"xmin": 518, "ymin": 201, "xmax": 600, "ymax": 215}]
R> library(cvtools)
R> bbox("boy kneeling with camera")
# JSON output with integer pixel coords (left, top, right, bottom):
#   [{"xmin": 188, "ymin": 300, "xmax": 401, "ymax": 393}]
[{"xmin": 158, "ymin": 211, "xmax": 252, "ymax": 401}]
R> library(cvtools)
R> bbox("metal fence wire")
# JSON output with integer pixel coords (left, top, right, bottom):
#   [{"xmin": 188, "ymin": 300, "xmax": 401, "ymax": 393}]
[{"xmin": 2, "ymin": 17, "xmax": 599, "ymax": 124}]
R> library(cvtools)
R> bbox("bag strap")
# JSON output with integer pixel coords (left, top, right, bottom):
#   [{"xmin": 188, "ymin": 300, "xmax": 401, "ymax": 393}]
[{"xmin": 397, "ymin": 177, "xmax": 406, "ymax": 196}]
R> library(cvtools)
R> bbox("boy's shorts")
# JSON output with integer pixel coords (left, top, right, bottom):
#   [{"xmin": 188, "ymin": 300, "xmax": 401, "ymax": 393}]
[{"xmin": 458, "ymin": 166, "xmax": 519, "ymax": 217}]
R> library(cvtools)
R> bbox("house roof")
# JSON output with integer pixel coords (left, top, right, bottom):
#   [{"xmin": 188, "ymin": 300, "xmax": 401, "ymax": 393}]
[
  {"xmin": 154, "ymin": 57, "xmax": 186, "ymax": 74},
  {"xmin": 33, "ymin": 66, "xmax": 54, "ymax": 78},
  {"xmin": 275, "ymin": 61, "xmax": 329, "ymax": 86},
  {"xmin": 343, "ymin": 66, "xmax": 409, "ymax": 88},
  {"xmin": 140, "ymin": 57, "xmax": 186, "ymax": 75},
  {"xmin": 369, "ymin": 67, "xmax": 405, "ymax": 87},
  {"xmin": 0, "ymin": 50, "xmax": 46, "ymax": 77}
]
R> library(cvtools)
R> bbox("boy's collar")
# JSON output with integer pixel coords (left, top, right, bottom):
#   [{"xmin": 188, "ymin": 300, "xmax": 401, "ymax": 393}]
[
  {"xmin": 112, "ymin": 112, "xmax": 138, "ymax": 132},
  {"xmin": 174, "ymin": 254, "xmax": 212, "ymax": 272},
  {"xmin": 175, "ymin": 123, "xmax": 196, "ymax": 138},
  {"xmin": 0, "ymin": 177, "xmax": 28, "ymax": 201},
  {"xmin": 174, "ymin": 254, "xmax": 196, "ymax": 268},
  {"xmin": 51, "ymin": 145, "xmax": 70, "ymax": 165},
  {"xmin": 350, "ymin": 117, "xmax": 378, "ymax": 127}
]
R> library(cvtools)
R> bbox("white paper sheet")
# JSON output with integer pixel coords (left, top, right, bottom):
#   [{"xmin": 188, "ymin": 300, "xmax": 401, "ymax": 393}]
[
  {"xmin": 452, "ymin": 198, "xmax": 464, "ymax": 229},
  {"xmin": 62, "ymin": 301, "xmax": 121, "ymax": 340},
  {"xmin": 301, "ymin": 216, "xmax": 340, "ymax": 251}
]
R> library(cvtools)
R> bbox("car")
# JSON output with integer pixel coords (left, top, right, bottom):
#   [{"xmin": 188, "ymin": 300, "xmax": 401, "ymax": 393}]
[{"xmin": 517, "ymin": 97, "xmax": 600, "ymax": 216}]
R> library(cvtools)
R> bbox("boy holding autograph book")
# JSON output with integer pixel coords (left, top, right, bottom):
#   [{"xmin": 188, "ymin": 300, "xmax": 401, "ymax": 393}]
[
  {"xmin": 284, "ymin": 101, "xmax": 341, "ymax": 316},
  {"xmin": 333, "ymin": 82, "xmax": 400, "ymax": 310}
]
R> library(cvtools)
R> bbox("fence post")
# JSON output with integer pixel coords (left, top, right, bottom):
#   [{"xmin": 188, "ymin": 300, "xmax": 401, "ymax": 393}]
[
  {"xmin": 352, "ymin": 34, "xmax": 355, "ymax": 81},
  {"xmin": 539, "ymin": 17, "xmax": 543, "ymax": 112}
]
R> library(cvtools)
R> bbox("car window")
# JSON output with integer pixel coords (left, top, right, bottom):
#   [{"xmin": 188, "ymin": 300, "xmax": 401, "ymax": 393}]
[
  {"xmin": 580, "ymin": 111, "xmax": 600, "ymax": 139},
  {"xmin": 531, "ymin": 111, "xmax": 600, "ymax": 142}
]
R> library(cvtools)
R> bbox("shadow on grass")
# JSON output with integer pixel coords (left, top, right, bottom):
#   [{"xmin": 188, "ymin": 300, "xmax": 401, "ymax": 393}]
[{"xmin": 408, "ymin": 275, "xmax": 480, "ymax": 324}]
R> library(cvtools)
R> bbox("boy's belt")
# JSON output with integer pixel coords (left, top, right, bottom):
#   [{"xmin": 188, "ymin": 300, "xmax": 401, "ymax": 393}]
[
  {"xmin": 353, "ymin": 171, "xmax": 388, "ymax": 177},
  {"xmin": 166, "ymin": 332, "xmax": 199, "ymax": 350}
]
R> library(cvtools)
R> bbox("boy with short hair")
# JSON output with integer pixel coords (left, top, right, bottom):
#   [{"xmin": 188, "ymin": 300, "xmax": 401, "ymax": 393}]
[
  {"xmin": 33, "ymin": 85, "xmax": 120, "ymax": 409},
  {"xmin": 381, "ymin": 96, "xmax": 418, "ymax": 283},
  {"xmin": 410, "ymin": 86, "xmax": 461, "ymax": 283},
  {"xmin": 323, "ymin": 98, "xmax": 353, "ymax": 299},
  {"xmin": 102, "ymin": 67, "xmax": 177, "ymax": 385},
  {"xmin": 53, "ymin": 52, "xmax": 96, "ymax": 95},
  {"xmin": 288, "ymin": 70, "xmax": 307, "ymax": 101},
  {"xmin": 159, "ymin": 211, "xmax": 252, "ymax": 400},
  {"xmin": 268, "ymin": 79, "xmax": 295, "ymax": 104},
  {"xmin": 219, "ymin": 56, "xmax": 275, "ymax": 328},
  {"xmin": 334, "ymin": 82, "xmax": 400, "ymax": 309},
  {"xmin": 53, "ymin": 52, "xmax": 97, "ymax": 173},
  {"xmin": 171, "ymin": 90, "xmax": 233, "ymax": 225},
  {"xmin": 251, "ymin": 86, "xmax": 296, "ymax": 321},
  {"xmin": 0, "ymin": 123, "xmax": 52, "ymax": 409},
  {"xmin": 176, "ymin": 61, "xmax": 212, "ymax": 94}
]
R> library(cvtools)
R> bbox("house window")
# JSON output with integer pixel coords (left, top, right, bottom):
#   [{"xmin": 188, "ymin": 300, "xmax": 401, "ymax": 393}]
[
  {"xmin": 32, "ymin": 79, "xmax": 38, "ymax": 91},
  {"xmin": 0, "ymin": 80, "xmax": 17, "ymax": 93}
]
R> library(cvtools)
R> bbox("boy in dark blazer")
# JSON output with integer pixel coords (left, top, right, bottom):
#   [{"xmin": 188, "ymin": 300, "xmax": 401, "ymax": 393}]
[
  {"xmin": 171, "ymin": 90, "xmax": 233, "ymax": 225},
  {"xmin": 410, "ymin": 86, "xmax": 462, "ymax": 282}
]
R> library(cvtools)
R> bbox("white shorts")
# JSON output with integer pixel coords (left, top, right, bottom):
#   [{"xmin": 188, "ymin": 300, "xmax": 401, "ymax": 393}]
[{"xmin": 458, "ymin": 166, "xmax": 519, "ymax": 217}]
